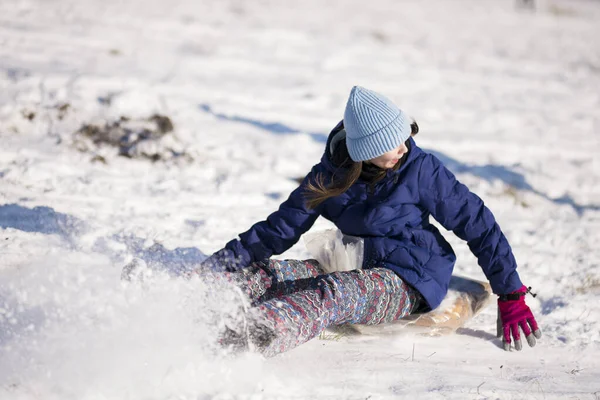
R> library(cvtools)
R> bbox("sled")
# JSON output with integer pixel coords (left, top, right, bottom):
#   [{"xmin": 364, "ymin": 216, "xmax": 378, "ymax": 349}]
[{"xmin": 331, "ymin": 275, "xmax": 493, "ymax": 337}]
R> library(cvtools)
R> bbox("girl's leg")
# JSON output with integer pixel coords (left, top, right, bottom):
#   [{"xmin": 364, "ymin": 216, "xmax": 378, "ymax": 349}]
[
  {"xmin": 257, "ymin": 259, "xmax": 324, "ymax": 302},
  {"xmin": 196, "ymin": 258, "xmax": 324, "ymax": 304},
  {"xmin": 199, "ymin": 263, "xmax": 273, "ymax": 302},
  {"xmin": 250, "ymin": 268, "xmax": 418, "ymax": 357},
  {"xmin": 259, "ymin": 258, "xmax": 323, "ymax": 282},
  {"xmin": 201, "ymin": 259, "xmax": 325, "ymax": 351}
]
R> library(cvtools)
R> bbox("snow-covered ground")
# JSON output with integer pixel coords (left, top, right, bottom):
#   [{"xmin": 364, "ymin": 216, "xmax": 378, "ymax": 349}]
[{"xmin": 1, "ymin": 0, "xmax": 600, "ymax": 398}]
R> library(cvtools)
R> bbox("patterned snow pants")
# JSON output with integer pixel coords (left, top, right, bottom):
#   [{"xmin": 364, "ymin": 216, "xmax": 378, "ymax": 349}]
[{"xmin": 206, "ymin": 259, "xmax": 419, "ymax": 357}]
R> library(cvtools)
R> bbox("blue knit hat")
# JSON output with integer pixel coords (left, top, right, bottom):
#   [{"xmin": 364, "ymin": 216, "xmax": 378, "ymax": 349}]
[{"xmin": 343, "ymin": 86, "xmax": 412, "ymax": 162}]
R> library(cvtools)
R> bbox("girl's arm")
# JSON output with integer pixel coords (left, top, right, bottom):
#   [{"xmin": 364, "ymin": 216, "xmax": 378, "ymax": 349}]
[
  {"xmin": 417, "ymin": 154, "xmax": 523, "ymax": 295},
  {"xmin": 205, "ymin": 164, "xmax": 326, "ymax": 271}
]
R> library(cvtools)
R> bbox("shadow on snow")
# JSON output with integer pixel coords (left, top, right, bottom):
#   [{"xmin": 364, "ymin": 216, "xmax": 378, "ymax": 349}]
[
  {"xmin": 200, "ymin": 103, "xmax": 598, "ymax": 215},
  {"xmin": 108, "ymin": 234, "xmax": 208, "ymax": 277},
  {"xmin": 429, "ymin": 150, "xmax": 600, "ymax": 216},
  {"xmin": 199, "ymin": 103, "xmax": 328, "ymax": 143},
  {"xmin": 0, "ymin": 204, "xmax": 86, "ymax": 242}
]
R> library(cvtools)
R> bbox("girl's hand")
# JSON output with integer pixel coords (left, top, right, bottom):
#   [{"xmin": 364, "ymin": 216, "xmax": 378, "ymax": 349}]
[
  {"xmin": 496, "ymin": 285, "xmax": 542, "ymax": 351},
  {"xmin": 200, "ymin": 248, "xmax": 245, "ymax": 273}
]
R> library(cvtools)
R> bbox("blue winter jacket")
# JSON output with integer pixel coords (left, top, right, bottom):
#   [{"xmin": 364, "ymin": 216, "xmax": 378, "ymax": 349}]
[{"xmin": 210, "ymin": 124, "xmax": 523, "ymax": 310}]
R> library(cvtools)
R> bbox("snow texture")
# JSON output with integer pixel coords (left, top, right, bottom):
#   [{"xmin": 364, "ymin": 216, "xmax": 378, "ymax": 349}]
[{"xmin": 1, "ymin": 0, "xmax": 600, "ymax": 398}]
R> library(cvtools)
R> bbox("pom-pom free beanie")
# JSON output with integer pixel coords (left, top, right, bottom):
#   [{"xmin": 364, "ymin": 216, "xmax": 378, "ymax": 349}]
[{"xmin": 343, "ymin": 86, "xmax": 412, "ymax": 162}]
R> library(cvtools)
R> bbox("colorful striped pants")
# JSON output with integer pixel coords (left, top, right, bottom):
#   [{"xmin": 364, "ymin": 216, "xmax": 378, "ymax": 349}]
[{"xmin": 206, "ymin": 259, "xmax": 419, "ymax": 357}]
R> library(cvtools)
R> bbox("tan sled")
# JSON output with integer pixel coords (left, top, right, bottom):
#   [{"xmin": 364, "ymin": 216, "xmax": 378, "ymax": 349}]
[{"xmin": 331, "ymin": 275, "xmax": 493, "ymax": 337}]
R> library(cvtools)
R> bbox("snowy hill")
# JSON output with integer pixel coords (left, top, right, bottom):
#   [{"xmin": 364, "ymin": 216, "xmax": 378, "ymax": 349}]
[{"xmin": 1, "ymin": 0, "xmax": 599, "ymax": 398}]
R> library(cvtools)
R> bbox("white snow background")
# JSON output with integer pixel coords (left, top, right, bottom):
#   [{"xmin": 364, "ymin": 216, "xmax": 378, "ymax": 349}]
[{"xmin": 1, "ymin": 0, "xmax": 600, "ymax": 398}]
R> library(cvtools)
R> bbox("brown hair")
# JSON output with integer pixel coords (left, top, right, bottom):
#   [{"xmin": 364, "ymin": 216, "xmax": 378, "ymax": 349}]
[{"xmin": 304, "ymin": 121, "xmax": 419, "ymax": 210}]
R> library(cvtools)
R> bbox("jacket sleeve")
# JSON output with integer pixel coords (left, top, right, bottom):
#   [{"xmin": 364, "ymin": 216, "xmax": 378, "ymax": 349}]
[
  {"xmin": 208, "ymin": 164, "xmax": 325, "ymax": 271},
  {"xmin": 417, "ymin": 154, "xmax": 523, "ymax": 295}
]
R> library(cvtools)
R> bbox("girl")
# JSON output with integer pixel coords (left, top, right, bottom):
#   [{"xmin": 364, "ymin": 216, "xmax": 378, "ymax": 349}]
[{"xmin": 200, "ymin": 86, "xmax": 541, "ymax": 356}]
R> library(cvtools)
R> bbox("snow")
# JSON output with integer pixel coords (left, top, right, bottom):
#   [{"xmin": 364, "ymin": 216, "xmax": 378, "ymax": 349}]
[{"xmin": 1, "ymin": 0, "xmax": 599, "ymax": 398}]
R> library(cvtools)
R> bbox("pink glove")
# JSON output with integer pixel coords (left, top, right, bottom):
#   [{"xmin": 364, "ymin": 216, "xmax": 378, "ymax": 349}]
[{"xmin": 497, "ymin": 285, "xmax": 542, "ymax": 351}]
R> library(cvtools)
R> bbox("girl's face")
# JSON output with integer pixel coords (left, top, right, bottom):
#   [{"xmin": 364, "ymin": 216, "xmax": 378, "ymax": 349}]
[{"xmin": 368, "ymin": 142, "xmax": 409, "ymax": 169}]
